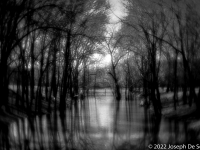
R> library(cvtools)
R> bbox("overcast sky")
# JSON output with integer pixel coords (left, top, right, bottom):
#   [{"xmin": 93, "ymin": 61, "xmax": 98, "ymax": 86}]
[
  {"xmin": 107, "ymin": 0, "xmax": 126, "ymax": 31},
  {"xmin": 108, "ymin": 0, "xmax": 126, "ymax": 23},
  {"xmin": 96, "ymin": 0, "xmax": 127, "ymax": 65}
]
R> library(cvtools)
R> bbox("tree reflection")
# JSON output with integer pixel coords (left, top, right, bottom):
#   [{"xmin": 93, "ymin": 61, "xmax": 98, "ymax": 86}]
[
  {"xmin": 1, "ymin": 90, "xmax": 200, "ymax": 150},
  {"xmin": 0, "ymin": 121, "xmax": 10, "ymax": 150}
]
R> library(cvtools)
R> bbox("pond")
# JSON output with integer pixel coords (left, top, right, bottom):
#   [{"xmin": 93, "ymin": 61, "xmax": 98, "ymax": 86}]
[{"xmin": 0, "ymin": 89, "xmax": 192, "ymax": 150}]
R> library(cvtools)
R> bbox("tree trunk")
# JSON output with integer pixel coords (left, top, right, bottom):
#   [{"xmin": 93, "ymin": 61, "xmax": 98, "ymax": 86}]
[{"xmin": 173, "ymin": 51, "xmax": 178, "ymax": 110}]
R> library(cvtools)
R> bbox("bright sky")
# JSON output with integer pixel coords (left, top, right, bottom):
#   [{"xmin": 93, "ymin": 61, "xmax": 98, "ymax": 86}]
[
  {"xmin": 92, "ymin": 53, "xmax": 111, "ymax": 66},
  {"xmin": 99, "ymin": 0, "xmax": 126, "ymax": 65},
  {"xmin": 108, "ymin": 0, "xmax": 126, "ymax": 23}
]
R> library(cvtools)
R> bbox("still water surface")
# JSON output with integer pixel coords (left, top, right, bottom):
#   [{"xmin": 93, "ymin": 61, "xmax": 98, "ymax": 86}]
[{"xmin": 4, "ymin": 89, "xmax": 190, "ymax": 150}]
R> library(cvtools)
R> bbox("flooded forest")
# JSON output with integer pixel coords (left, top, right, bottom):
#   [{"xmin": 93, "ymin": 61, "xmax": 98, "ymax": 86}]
[{"xmin": 1, "ymin": 0, "xmax": 200, "ymax": 150}]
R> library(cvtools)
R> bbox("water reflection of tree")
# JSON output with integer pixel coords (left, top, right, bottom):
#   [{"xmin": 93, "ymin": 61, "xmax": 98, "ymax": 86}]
[
  {"xmin": 112, "ymin": 98, "xmax": 148, "ymax": 150},
  {"xmin": 110, "ymin": 94, "xmax": 163, "ymax": 150},
  {"xmin": 112, "ymin": 100, "xmax": 120, "ymax": 149},
  {"xmin": 0, "ymin": 121, "xmax": 10, "ymax": 150}
]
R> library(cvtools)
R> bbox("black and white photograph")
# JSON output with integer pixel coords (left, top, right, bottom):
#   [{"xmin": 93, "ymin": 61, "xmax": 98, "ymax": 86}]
[{"xmin": 0, "ymin": 0, "xmax": 200, "ymax": 149}]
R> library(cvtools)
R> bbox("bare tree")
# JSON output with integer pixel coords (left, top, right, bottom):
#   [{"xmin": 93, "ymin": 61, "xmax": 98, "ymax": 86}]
[{"xmin": 102, "ymin": 28, "xmax": 127, "ymax": 100}]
